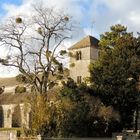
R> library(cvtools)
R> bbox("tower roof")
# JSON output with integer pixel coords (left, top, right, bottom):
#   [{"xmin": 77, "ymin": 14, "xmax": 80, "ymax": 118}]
[{"xmin": 68, "ymin": 35, "xmax": 99, "ymax": 50}]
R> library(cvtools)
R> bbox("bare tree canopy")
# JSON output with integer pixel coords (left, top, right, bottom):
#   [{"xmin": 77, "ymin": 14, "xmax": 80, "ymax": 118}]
[{"xmin": 0, "ymin": 6, "xmax": 73, "ymax": 95}]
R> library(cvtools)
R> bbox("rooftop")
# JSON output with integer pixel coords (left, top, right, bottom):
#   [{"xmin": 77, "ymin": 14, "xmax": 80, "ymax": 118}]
[{"xmin": 68, "ymin": 35, "xmax": 99, "ymax": 50}]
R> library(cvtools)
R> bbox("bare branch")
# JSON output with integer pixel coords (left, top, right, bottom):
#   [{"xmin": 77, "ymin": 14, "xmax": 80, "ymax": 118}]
[{"xmin": 0, "ymin": 6, "xmax": 73, "ymax": 95}]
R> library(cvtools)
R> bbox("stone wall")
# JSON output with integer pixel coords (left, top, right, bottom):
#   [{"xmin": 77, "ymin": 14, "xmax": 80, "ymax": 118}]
[
  {"xmin": 69, "ymin": 46, "xmax": 98, "ymax": 83},
  {"xmin": 69, "ymin": 47, "xmax": 89, "ymax": 82},
  {"xmin": 0, "ymin": 130, "xmax": 17, "ymax": 140},
  {"xmin": 0, "ymin": 103, "xmax": 30, "ymax": 129},
  {"xmin": 2, "ymin": 104, "xmax": 16, "ymax": 128},
  {"xmin": 90, "ymin": 47, "xmax": 98, "ymax": 60}
]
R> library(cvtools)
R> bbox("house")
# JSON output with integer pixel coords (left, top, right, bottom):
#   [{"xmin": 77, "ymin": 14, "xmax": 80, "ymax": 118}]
[{"xmin": 68, "ymin": 35, "xmax": 99, "ymax": 83}]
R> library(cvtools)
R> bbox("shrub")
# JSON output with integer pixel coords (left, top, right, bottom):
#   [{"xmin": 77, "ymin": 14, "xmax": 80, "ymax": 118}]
[
  {"xmin": 15, "ymin": 86, "xmax": 26, "ymax": 93},
  {"xmin": 16, "ymin": 74, "xmax": 27, "ymax": 83}
]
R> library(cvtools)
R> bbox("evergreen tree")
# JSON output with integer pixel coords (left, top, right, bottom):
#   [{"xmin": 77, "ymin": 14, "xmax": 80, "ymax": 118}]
[{"xmin": 90, "ymin": 24, "xmax": 140, "ymax": 129}]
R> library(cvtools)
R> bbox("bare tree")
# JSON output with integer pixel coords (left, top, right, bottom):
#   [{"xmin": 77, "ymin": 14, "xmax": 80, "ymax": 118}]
[{"xmin": 0, "ymin": 6, "xmax": 72, "ymax": 95}]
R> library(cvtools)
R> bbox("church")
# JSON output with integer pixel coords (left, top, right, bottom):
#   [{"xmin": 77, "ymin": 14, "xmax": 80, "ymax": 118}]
[{"xmin": 69, "ymin": 35, "xmax": 99, "ymax": 83}]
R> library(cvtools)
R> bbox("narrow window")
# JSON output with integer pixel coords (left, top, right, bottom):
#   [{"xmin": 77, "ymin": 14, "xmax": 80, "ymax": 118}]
[
  {"xmin": 76, "ymin": 51, "xmax": 79, "ymax": 60},
  {"xmin": 77, "ymin": 76, "xmax": 82, "ymax": 84},
  {"xmin": 76, "ymin": 51, "xmax": 82, "ymax": 60}
]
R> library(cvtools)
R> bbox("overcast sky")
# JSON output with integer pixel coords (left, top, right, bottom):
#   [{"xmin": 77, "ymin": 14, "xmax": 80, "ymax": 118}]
[{"xmin": 0, "ymin": 0, "xmax": 140, "ymax": 77}]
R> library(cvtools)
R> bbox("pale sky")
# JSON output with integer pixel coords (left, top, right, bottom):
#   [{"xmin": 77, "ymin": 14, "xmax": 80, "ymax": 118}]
[{"xmin": 0, "ymin": 0, "xmax": 140, "ymax": 77}]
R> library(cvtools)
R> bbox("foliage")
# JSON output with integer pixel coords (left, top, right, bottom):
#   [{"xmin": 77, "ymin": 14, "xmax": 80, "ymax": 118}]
[
  {"xmin": 30, "ymin": 95, "xmax": 49, "ymax": 135},
  {"xmin": 29, "ymin": 79, "xmax": 120, "ymax": 137},
  {"xmin": 90, "ymin": 24, "xmax": 140, "ymax": 129},
  {"xmin": 60, "ymin": 50, "xmax": 67, "ymax": 56},
  {"xmin": 83, "ymin": 77, "xmax": 91, "ymax": 84},
  {"xmin": 58, "ymin": 81, "xmax": 120, "ymax": 137},
  {"xmin": 15, "ymin": 86, "xmax": 26, "ymax": 93},
  {"xmin": 16, "ymin": 74, "xmax": 30, "ymax": 83}
]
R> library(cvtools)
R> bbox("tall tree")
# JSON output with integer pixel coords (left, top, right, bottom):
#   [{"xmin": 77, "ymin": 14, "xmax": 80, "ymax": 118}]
[
  {"xmin": 0, "ymin": 6, "xmax": 72, "ymax": 95},
  {"xmin": 90, "ymin": 24, "xmax": 140, "ymax": 129}
]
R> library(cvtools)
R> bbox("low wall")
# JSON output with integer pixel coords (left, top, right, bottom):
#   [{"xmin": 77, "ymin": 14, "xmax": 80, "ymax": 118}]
[{"xmin": 0, "ymin": 130, "xmax": 17, "ymax": 140}]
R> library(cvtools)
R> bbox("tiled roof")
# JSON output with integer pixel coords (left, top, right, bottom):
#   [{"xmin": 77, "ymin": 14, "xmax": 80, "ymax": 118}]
[{"xmin": 68, "ymin": 35, "xmax": 99, "ymax": 50}]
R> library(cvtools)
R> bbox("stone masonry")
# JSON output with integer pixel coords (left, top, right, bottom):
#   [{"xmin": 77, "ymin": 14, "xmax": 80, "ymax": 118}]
[
  {"xmin": 69, "ymin": 35, "xmax": 99, "ymax": 83},
  {"xmin": 2, "ymin": 104, "xmax": 16, "ymax": 128},
  {"xmin": 0, "ymin": 103, "xmax": 30, "ymax": 128}
]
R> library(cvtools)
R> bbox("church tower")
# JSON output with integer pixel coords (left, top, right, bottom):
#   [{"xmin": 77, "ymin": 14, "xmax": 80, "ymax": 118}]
[{"xmin": 68, "ymin": 35, "xmax": 99, "ymax": 83}]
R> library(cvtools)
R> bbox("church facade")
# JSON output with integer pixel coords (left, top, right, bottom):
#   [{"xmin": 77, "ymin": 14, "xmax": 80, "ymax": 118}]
[{"xmin": 69, "ymin": 35, "xmax": 99, "ymax": 83}]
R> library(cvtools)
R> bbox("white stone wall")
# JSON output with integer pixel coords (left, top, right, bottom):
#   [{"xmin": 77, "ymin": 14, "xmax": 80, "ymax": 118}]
[
  {"xmin": 70, "ymin": 60, "xmax": 91, "ymax": 82},
  {"xmin": 69, "ymin": 47, "xmax": 91, "ymax": 83},
  {"xmin": 20, "ymin": 103, "xmax": 31, "ymax": 128},
  {"xmin": 0, "ymin": 130, "xmax": 17, "ymax": 140},
  {"xmin": 2, "ymin": 104, "xmax": 16, "ymax": 128},
  {"xmin": 1, "ymin": 103, "xmax": 31, "ymax": 129},
  {"xmin": 69, "ymin": 46, "xmax": 98, "ymax": 83}
]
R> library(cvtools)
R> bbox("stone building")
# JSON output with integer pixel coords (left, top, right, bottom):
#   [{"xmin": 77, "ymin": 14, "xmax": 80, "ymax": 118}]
[
  {"xmin": 68, "ymin": 35, "xmax": 99, "ymax": 83},
  {"xmin": 0, "ymin": 103, "xmax": 30, "ymax": 128}
]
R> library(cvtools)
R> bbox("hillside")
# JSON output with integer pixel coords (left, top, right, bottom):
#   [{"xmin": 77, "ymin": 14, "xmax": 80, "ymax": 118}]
[{"xmin": 0, "ymin": 77, "xmax": 19, "ymax": 87}]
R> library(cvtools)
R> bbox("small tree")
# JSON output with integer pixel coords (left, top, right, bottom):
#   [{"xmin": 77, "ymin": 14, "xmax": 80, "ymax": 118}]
[
  {"xmin": 30, "ymin": 95, "xmax": 50, "ymax": 135},
  {"xmin": 0, "ymin": 6, "xmax": 72, "ymax": 95}
]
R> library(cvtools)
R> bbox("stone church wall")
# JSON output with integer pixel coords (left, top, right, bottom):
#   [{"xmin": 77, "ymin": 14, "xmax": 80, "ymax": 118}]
[
  {"xmin": 0, "ymin": 103, "xmax": 30, "ymax": 129},
  {"xmin": 69, "ymin": 47, "xmax": 91, "ymax": 82}
]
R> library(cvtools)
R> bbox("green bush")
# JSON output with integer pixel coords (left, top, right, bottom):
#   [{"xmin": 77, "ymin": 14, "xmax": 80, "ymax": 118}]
[{"xmin": 15, "ymin": 86, "xmax": 26, "ymax": 93}]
